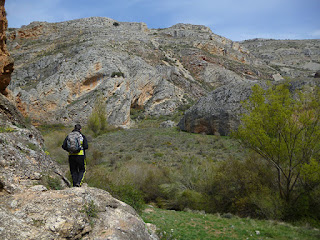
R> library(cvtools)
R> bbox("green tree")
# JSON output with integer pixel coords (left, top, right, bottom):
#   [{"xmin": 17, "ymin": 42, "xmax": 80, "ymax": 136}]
[
  {"xmin": 234, "ymin": 83, "xmax": 320, "ymax": 207},
  {"xmin": 87, "ymin": 95, "xmax": 107, "ymax": 136}
]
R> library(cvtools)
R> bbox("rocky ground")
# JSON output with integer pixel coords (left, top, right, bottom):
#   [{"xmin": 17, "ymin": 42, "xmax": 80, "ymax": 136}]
[
  {"xmin": 0, "ymin": 92, "xmax": 158, "ymax": 240},
  {"xmin": 0, "ymin": 185, "xmax": 157, "ymax": 240}
]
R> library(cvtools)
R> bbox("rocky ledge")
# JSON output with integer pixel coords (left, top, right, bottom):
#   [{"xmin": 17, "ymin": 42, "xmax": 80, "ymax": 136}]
[{"xmin": 0, "ymin": 185, "xmax": 157, "ymax": 240}]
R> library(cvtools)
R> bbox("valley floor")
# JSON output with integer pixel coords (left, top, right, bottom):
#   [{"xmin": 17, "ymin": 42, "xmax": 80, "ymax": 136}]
[{"xmin": 142, "ymin": 206, "xmax": 320, "ymax": 240}]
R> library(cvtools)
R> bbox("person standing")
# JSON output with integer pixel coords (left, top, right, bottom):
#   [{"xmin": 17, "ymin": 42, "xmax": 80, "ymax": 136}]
[{"xmin": 62, "ymin": 124, "xmax": 88, "ymax": 187}]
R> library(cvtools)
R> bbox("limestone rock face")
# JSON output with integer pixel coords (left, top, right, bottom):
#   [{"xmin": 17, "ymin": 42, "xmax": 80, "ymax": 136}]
[
  {"xmin": 0, "ymin": 94, "xmax": 69, "ymax": 194},
  {"xmin": 0, "ymin": 0, "xmax": 14, "ymax": 95},
  {"xmin": 7, "ymin": 18, "xmax": 275, "ymax": 126},
  {"xmin": 0, "ymin": 95, "xmax": 157, "ymax": 239},
  {"xmin": 1, "ymin": 11, "xmax": 158, "ymax": 240},
  {"xmin": 241, "ymin": 39, "xmax": 320, "ymax": 79},
  {"xmin": 178, "ymin": 79, "xmax": 320, "ymax": 136},
  {"xmin": 178, "ymin": 80, "xmax": 262, "ymax": 135},
  {"xmin": 0, "ymin": 186, "xmax": 158, "ymax": 240}
]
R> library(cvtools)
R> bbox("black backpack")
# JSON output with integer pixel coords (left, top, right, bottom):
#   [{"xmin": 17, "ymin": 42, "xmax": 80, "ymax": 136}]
[{"xmin": 66, "ymin": 131, "xmax": 82, "ymax": 153}]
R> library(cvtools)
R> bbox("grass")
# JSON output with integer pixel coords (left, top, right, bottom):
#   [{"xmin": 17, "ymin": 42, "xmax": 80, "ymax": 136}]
[
  {"xmin": 38, "ymin": 124, "xmax": 72, "ymax": 165},
  {"xmin": 142, "ymin": 207, "xmax": 320, "ymax": 240},
  {"xmin": 89, "ymin": 126, "xmax": 246, "ymax": 169},
  {"xmin": 39, "ymin": 122, "xmax": 320, "ymax": 236}
]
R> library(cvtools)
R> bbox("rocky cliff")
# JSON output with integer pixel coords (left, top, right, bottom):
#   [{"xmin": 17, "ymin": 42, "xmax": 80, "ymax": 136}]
[
  {"xmin": 7, "ymin": 17, "xmax": 276, "ymax": 127},
  {"xmin": 178, "ymin": 79, "xmax": 320, "ymax": 135},
  {"xmin": 0, "ymin": 0, "xmax": 13, "ymax": 95},
  {"xmin": 178, "ymin": 38, "xmax": 320, "ymax": 135},
  {"xmin": 1, "ymin": 4, "xmax": 157, "ymax": 238},
  {"xmin": 241, "ymin": 38, "xmax": 320, "ymax": 79}
]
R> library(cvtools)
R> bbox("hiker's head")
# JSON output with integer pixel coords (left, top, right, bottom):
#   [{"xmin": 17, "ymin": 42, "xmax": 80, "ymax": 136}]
[{"xmin": 74, "ymin": 124, "xmax": 82, "ymax": 131}]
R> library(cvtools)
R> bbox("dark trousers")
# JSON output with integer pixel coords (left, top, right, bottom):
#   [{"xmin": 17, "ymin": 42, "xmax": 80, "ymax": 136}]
[{"xmin": 69, "ymin": 155, "xmax": 86, "ymax": 187}]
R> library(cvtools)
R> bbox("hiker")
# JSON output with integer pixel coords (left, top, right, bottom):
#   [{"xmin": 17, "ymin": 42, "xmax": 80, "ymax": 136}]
[{"xmin": 62, "ymin": 124, "xmax": 88, "ymax": 187}]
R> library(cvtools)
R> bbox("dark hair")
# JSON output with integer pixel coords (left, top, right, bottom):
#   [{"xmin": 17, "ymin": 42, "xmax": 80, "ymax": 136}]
[{"xmin": 74, "ymin": 124, "xmax": 82, "ymax": 131}]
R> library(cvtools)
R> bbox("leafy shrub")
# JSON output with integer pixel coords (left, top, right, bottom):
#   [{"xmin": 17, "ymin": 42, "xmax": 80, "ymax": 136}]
[
  {"xmin": 86, "ymin": 149, "xmax": 104, "ymax": 166},
  {"xmin": 85, "ymin": 166, "xmax": 144, "ymax": 212},
  {"xmin": 109, "ymin": 161, "xmax": 171, "ymax": 203},
  {"xmin": 41, "ymin": 175, "xmax": 63, "ymax": 190},
  {"xmin": 176, "ymin": 189, "xmax": 207, "ymax": 211},
  {"xmin": 82, "ymin": 200, "xmax": 98, "ymax": 218},
  {"xmin": 111, "ymin": 184, "xmax": 145, "ymax": 213},
  {"xmin": 82, "ymin": 200, "xmax": 98, "ymax": 226},
  {"xmin": 130, "ymin": 108, "xmax": 145, "ymax": 120},
  {"xmin": 0, "ymin": 127, "xmax": 15, "ymax": 133},
  {"xmin": 87, "ymin": 96, "xmax": 108, "ymax": 137},
  {"xmin": 85, "ymin": 166, "xmax": 112, "ymax": 192}
]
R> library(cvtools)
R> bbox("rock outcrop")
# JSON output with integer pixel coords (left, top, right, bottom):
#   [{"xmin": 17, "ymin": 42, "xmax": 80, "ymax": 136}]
[
  {"xmin": 178, "ymin": 38, "xmax": 320, "ymax": 136},
  {"xmin": 0, "ymin": 0, "xmax": 14, "ymax": 95},
  {"xmin": 178, "ymin": 80, "xmax": 263, "ymax": 135},
  {"xmin": 178, "ymin": 79, "xmax": 320, "ymax": 135},
  {"xmin": 0, "ymin": 186, "xmax": 157, "ymax": 240},
  {"xmin": 1, "ymin": 7, "xmax": 157, "ymax": 239},
  {"xmin": 7, "ymin": 18, "xmax": 275, "ymax": 127},
  {"xmin": 0, "ymin": 98, "xmax": 69, "ymax": 195},
  {"xmin": 0, "ymin": 87, "xmax": 157, "ymax": 240},
  {"xmin": 241, "ymin": 38, "xmax": 320, "ymax": 79}
]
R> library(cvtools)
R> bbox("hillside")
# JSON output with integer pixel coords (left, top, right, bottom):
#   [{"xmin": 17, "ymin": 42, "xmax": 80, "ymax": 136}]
[
  {"xmin": 0, "ymin": 2, "xmax": 158, "ymax": 238},
  {"xmin": 241, "ymin": 38, "xmax": 320, "ymax": 79},
  {"xmin": 7, "ymin": 17, "xmax": 276, "ymax": 127},
  {"xmin": 2, "ymin": 11, "xmax": 320, "ymax": 240}
]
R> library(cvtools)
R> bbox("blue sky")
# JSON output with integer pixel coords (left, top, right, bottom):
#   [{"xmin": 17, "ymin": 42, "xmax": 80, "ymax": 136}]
[{"xmin": 5, "ymin": 0, "xmax": 320, "ymax": 41}]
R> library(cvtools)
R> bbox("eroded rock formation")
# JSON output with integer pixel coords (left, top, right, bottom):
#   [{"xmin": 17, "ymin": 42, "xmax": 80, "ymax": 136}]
[
  {"xmin": 178, "ymin": 79, "xmax": 320, "ymax": 135},
  {"xmin": 0, "ymin": 186, "xmax": 157, "ymax": 240},
  {"xmin": 7, "ymin": 18, "xmax": 276, "ymax": 126},
  {"xmin": 0, "ymin": 0, "xmax": 13, "ymax": 95},
  {"xmin": 241, "ymin": 38, "xmax": 320, "ymax": 79},
  {"xmin": 1, "ymin": 5, "xmax": 158, "ymax": 239}
]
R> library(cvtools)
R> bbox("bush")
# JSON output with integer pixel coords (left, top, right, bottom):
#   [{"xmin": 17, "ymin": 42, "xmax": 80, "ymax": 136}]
[
  {"xmin": 176, "ymin": 189, "xmax": 207, "ymax": 211},
  {"xmin": 86, "ymin": 149, "xmax": 104, "ymax": 166},
  {"xmin": 41, "ymin": 175, "xmax": 63, "ymax": 190},
  {"xmin": 82, "ymin": 200, "xmax": 98, "ymax": 218},
  {"xmin": 111, "ymin": 184, "xmax": 145, "ymax": 213},
  {"xmin": 87, "ymin": 96, "xmax": 108, "ymax": 137},
  {"xmin": 109, "ymin": 161, "xmax": 171, "ymax": 203}
]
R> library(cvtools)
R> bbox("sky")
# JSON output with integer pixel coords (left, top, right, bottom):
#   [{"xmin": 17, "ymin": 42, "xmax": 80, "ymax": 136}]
[{"xmin": 5, "ymin": 0, "xmax": 320, "ymax": 41}]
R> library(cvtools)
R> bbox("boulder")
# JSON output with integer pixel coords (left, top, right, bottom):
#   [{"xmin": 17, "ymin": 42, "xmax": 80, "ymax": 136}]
[
  {"xmin": 178, "ymin": 80, "xmax": 263, "ymax": 135},
  {"xmin": 178, "ymin": 79, "xmax": 320, "ymax": 136},
  {"xmin": 0, "ymin": 186, "xmax": 158, "ymax": 240}
]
